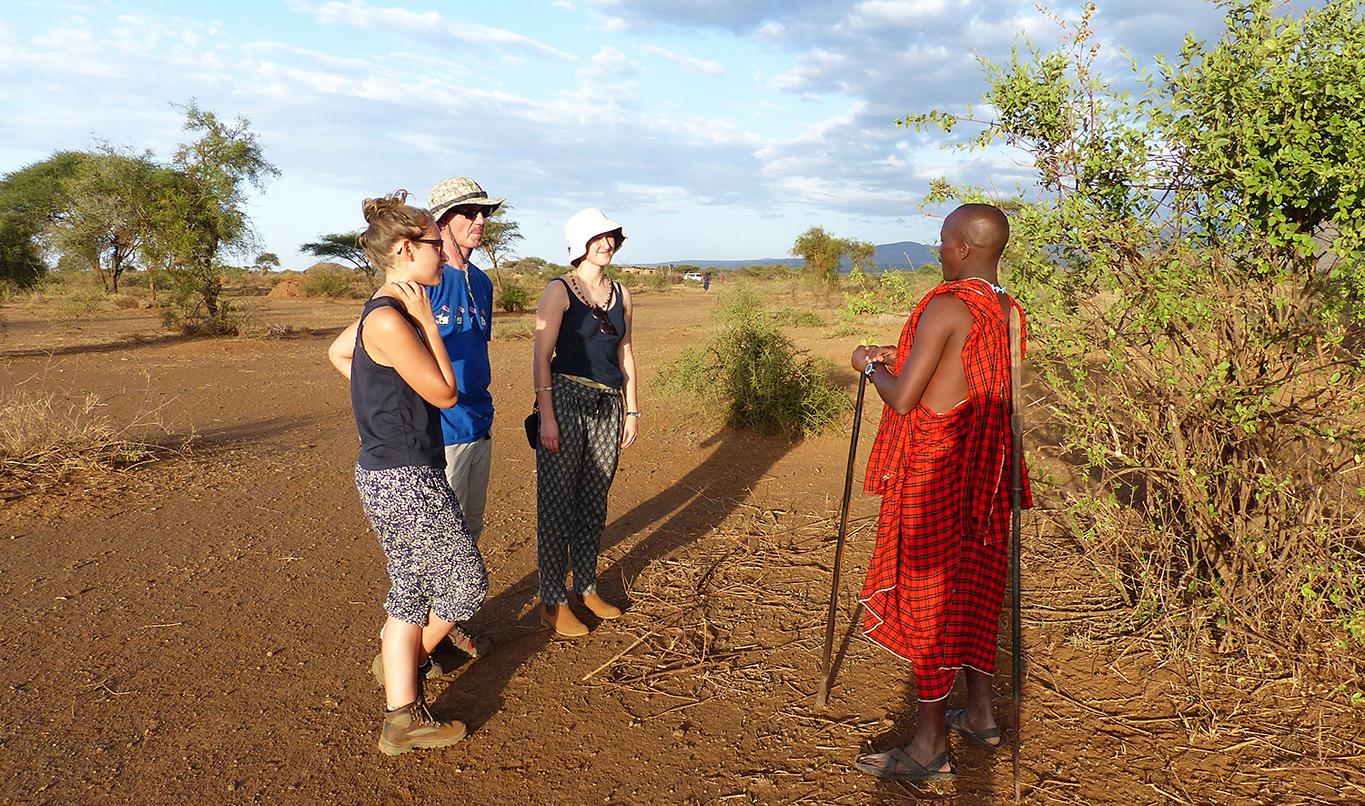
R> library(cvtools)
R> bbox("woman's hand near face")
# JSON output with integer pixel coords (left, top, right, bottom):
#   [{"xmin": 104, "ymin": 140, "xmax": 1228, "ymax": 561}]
[
  {"xmin": 539, "ymin": 412, "xmax": 561, "ymax": 453},
  {"xmin": 387, "ymin": 281, "xmax": 435, "ymax": 326},
  {"xmin": 620, "ymin": 414, "xmax": 638, "ymax": 448}
]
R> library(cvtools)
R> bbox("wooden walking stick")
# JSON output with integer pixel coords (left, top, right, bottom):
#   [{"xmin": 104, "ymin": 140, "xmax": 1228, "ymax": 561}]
[
  {"xmin": 1008, "ymin": 306, "xmax": 1025, "ymax": 803},
  {"xmin": 815, "ymin": 372, "xmax": 868, "ymax": 708}
]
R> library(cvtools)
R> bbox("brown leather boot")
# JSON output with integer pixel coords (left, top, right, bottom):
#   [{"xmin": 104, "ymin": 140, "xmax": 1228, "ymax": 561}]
[
  {"xmin": 539, "ymin": 605, "xmax": 589, "ymax": 637},
  {"xmin": 378, "ymin": 700, "xmax": 467, "ymax": 756},
  {"xmin": 580, "ymin": 592, "xmax": 622, "ymax": 620}
]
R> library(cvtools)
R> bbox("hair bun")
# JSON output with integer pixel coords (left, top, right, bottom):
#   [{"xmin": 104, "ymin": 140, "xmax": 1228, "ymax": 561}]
[{"xmin": 362, "ymin": 190, "xmax": 412, "ymax": 223}]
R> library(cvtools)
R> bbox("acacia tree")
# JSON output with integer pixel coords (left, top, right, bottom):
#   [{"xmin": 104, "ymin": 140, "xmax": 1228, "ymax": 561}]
[
  {"xmin": 908, "ymin": 0, "xmax": 1365, "ymax": 679},
  {"xmin": 300, "ymin": 232, "xmax": 372, "ymax": 280},
  {"xmin": 843, "ymin": 239, "xmax": 876, "ymax": 274},
  {"xmin": 144, "ymin": 102, "xmax": 278, "ymax": 331},
  {"xmin": 789, "ymin": 226, "xmax": 844, "ymax": 287},
  {"xmin": 0, "ymin": 151, "xmax": 88, "ymax": 291},
  {"xmin": 254, "ymin": 252, "xmax": 280, "ymax": 270},
  {"xmin": 478, "ymin": 205, "xmax": 523, "ymax": 293},
  {"xmin": 49, "ymin": 150, "xmax": 159, "ymax": 294}
]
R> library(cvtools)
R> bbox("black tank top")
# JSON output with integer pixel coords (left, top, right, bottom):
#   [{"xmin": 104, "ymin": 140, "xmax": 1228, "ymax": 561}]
[
  {"xmin": 549, "ymin": 277, "xmax": 626, "ymax": 389},
  {"xmin": 350, "ymin": 296, "xmax": 446, "ymax": 471}
]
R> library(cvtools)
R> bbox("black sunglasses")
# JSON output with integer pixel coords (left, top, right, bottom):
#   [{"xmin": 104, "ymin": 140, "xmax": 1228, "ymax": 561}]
[
  {"xmin": 413, "ymin": 237, "xmax": 444, "ymax": 250},
  {"xmin": 452, "ymin": 206, "xmax": 489, "ymax": 220},
  {"xmin": 589, "ymin": 306, "xmax": 617, "ymax": 336}
]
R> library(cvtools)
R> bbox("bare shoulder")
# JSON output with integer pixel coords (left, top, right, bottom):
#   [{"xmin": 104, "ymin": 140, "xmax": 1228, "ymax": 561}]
[
  {"xmin": 538, "ymin": 276, "xmax": 570, "ymax": 312},
  {"xmin": 362, "ymin": 304, "xmax": 408, "ymax": 336},
  {"xmin": 923, "ymin": 292, "xmax": 972, "ymax": 328}
]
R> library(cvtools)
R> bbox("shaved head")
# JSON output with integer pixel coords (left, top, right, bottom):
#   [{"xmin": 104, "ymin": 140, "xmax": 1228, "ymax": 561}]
[{"xmin": 942, "ymin": 203, "xmax": 1009, "ymax": 262}]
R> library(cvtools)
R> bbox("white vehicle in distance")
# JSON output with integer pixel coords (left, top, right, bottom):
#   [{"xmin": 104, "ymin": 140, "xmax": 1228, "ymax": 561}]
[{"xmin": 682, "ymin": 271, "xmax": 705, "ymax": 282}]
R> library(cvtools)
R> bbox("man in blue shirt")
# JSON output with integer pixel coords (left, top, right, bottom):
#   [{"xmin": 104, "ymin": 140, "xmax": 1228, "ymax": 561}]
[{"xmin": 424, "ymin": 176, "xmax": 501, "ymax": 657}]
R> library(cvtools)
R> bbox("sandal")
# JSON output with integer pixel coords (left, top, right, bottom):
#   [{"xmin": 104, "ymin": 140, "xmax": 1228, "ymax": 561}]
[
  {"xmin": 945, "ymin": 707, "xmax": 1004, "ymax": 751},
  {"xmin": 853, "ymin": 747, "xmax": 955, "ymax": 782}
]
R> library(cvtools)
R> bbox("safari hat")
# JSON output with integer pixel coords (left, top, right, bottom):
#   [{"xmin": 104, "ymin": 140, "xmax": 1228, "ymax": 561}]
[
  {"xmin": 427, "ymin": 177, "xmax": 504, "ymax": 223},
  {"xmin": 564, "ymin": 208, "xmax": 626, "ymax": 264}
]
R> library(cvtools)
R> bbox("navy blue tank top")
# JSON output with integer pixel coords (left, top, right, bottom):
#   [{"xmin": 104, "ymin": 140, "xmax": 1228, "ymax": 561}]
[
  {"xmin": 549, "ymin": 277, "xmax": 626, "ymax": 389},
  {"xmin": 350, "ymin": 296, "xmax": 446, "ymax": 471}
]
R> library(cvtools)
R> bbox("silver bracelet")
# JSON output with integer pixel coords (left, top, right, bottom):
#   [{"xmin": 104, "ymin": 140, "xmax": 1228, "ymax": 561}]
[
  {"xmin": 625, "ymin": 411, "xmax": 641, "ymax": 418},
  {"xmin": 535, "ymin": 385, "xmax": 553, "ymax": 392}
]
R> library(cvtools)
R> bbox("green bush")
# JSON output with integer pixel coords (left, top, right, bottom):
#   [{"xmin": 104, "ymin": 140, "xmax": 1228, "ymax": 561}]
[
  {"xmin": 659, "ymin": 285, "xmax": 847, "ymax": 437},
  {"xmin": 841, "ymin": 269, "xmax": 939, "ymax": 318},
  {"xmin": 303, "ymin": 268, "xmax": 361, "ymax": 299},
  {"xmin": 771, "ymin": 307, "xmax": 825, "ymax": 328},
  {"xmin": 645, "ymin": 270, "xmax": 671, "ymax": 292},
  {"xmin": 496, "ymin": 281, "xmax": 531, "ymax": 313},
  {"xmin": 908, "ymin": 1, "xmax": 1365, "ymax": 684}
]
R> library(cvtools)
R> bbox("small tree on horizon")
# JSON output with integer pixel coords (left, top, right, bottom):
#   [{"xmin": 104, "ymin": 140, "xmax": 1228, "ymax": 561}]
[
  {"xmin": 254, "ymin": 251, "xmax": 280, "ymax": 270},
  {"xmin": 790, "ymin": 226, "xmax": 845, "ymax": 288},
  {"xmin": 478, "ymin": 205, "xmax": 523, "ymax": 293},
  {"xmin": 301, "ymin": 231, "xmax": 373, "ymax": 281}
]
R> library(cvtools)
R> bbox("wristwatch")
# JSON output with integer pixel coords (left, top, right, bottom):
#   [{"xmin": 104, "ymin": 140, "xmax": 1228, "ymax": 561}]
[{"xmin": 862, "ymin": 361, "xmax": 878, "ymax": 379}]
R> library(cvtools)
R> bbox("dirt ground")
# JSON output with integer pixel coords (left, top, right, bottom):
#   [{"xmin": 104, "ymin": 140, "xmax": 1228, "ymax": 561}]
[{"xmin": 2, "ymin": 289, "xmax": 1362, "ymax": 805}]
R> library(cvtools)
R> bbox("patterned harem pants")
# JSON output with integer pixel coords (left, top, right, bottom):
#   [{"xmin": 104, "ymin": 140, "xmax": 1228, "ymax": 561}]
[
  {"xmin": 536, "ymin": 374, "xmax": 622, "ymax": 606},
  {"xmin": 354, "ymin": 464, "xmax": 489, "ymax": 625}
]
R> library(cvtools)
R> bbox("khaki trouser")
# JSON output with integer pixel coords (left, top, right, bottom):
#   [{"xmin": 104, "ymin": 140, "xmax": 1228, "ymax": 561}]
[{"xmin": 444, "ymin": 433, "xmax": 492, "ymax": 547}]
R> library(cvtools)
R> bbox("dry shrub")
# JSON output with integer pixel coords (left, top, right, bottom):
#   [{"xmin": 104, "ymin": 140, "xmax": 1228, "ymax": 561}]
[
  {"xmin": 0, "ymin": 390, "xmax": 179, "ymax": 498},
  {"xmin": 492, "ymin": 318, "xmax": 534, "ymax": 340},
  {"xmin": 1039, "ymin": 264, "xmax": 1365, "ymax": 686}
]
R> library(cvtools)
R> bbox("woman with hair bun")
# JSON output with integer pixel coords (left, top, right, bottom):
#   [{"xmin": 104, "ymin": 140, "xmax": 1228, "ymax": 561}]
[
  {"xmin": 532, "ymin": 208, "xmax": 640, "ymax": 637},
  {"xmin": 326, "ymin": 191, "xmax": 488, "ymax": 755}
]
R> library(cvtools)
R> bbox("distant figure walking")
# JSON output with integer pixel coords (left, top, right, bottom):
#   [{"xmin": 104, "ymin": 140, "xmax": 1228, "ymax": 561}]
[
  {"xmin": 848, "ymin": 203, "xmax": 1032, "ymax": 781},
  {"xmin": 328, "ymin": 191, "xmax": 488, "ymax": 755},
  {"xmin": 532, "ymin": 208, "xmax": 641, "ymax": 637}
]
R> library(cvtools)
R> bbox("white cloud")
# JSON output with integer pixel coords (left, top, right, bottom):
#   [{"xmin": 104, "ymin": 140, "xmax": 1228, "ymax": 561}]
[
  {"xmin": 289, "ymin": 0, "xmax": 578, "ymax": 61},
  {"xmin": 640, "ymin": 44, "xmax": 724, "ymax": 76},
  {"xmin": 855, "ymin": 0, "xmax": 953, "ymax": 25}
]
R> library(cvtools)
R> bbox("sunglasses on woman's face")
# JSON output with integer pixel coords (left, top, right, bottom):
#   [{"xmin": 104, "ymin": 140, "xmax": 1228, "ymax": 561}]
[
  {"xmin": 413, "ymin": 237, "xmax": 445, "ymax": 252},
  {"xmin": 589, "ymin": 306, "xmax": 617, "ymax": 336}
]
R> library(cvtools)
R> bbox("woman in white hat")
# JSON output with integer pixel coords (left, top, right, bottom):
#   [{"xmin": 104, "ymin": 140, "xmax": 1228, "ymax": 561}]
[{"xmin": 531, "ymin": 208, "xmax": 640, "ymax": 637}]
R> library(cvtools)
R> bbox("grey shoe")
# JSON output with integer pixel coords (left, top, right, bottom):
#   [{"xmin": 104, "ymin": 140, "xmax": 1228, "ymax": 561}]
[
  {"xmin": 447, "ymin": 625, "xmax": 493, "ymax": 658},
  {"xmin": 378, "ymin": 700, "xmax": 466, "ymax": 755}
]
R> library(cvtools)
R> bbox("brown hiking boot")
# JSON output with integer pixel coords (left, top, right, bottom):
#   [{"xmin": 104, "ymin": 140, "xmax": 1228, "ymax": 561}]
[
  {"xmin": 378, "ymin": 700, "xmax": 467, "ymax": 756},
  {"xmin": 371, "ymin": 655, "xmax": 438, "ymax": 688}
]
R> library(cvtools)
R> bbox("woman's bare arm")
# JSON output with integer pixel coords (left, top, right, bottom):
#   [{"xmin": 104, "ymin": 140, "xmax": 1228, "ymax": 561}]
[{"xmin": 533, "ymin": 279, "xmax": 570, "ymax": 451}]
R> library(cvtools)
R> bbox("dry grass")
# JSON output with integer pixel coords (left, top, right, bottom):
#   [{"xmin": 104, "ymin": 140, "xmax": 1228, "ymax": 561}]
[{"xmin": 0, "ymin": 389, "xmax": 183, "ymax": 500}]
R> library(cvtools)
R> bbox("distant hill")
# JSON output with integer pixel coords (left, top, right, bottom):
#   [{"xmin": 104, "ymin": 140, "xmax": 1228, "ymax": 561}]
[{"xmin": 640, "ymin": 240, "xmax": 938, "ymax": 271}]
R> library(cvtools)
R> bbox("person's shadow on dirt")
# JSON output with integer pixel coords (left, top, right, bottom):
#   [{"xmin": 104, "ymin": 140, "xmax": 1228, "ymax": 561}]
[{"xmin": 432, "ymin": 427, "xmax": 796, "ymax": 733}]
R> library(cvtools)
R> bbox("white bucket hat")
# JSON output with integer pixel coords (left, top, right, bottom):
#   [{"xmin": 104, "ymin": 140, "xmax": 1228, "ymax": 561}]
[
  {"xmin": 427, "ymin": 176, "xmax": 504, "ymax": 223},
  {"xmin": 564, "ymin": 208, "xmax": 626, "ymax": 264}
]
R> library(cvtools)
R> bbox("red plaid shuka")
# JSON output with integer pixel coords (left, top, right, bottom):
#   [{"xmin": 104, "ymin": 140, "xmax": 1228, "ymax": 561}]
[{"xmin": 859, "ymin": 279, "xmax": 1033, "ymax": 702}]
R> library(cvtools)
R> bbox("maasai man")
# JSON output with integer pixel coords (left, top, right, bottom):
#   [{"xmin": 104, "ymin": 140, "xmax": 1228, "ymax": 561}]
[{"xmin": 848, "ymin": 203, "xmax": 1032, "ymax": 782}]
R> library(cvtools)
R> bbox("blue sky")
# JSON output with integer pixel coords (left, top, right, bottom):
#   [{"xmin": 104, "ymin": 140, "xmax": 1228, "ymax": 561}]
[{"xmin": 0, "ymin": 0, "xmax": 1234, "ymax": 268}]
